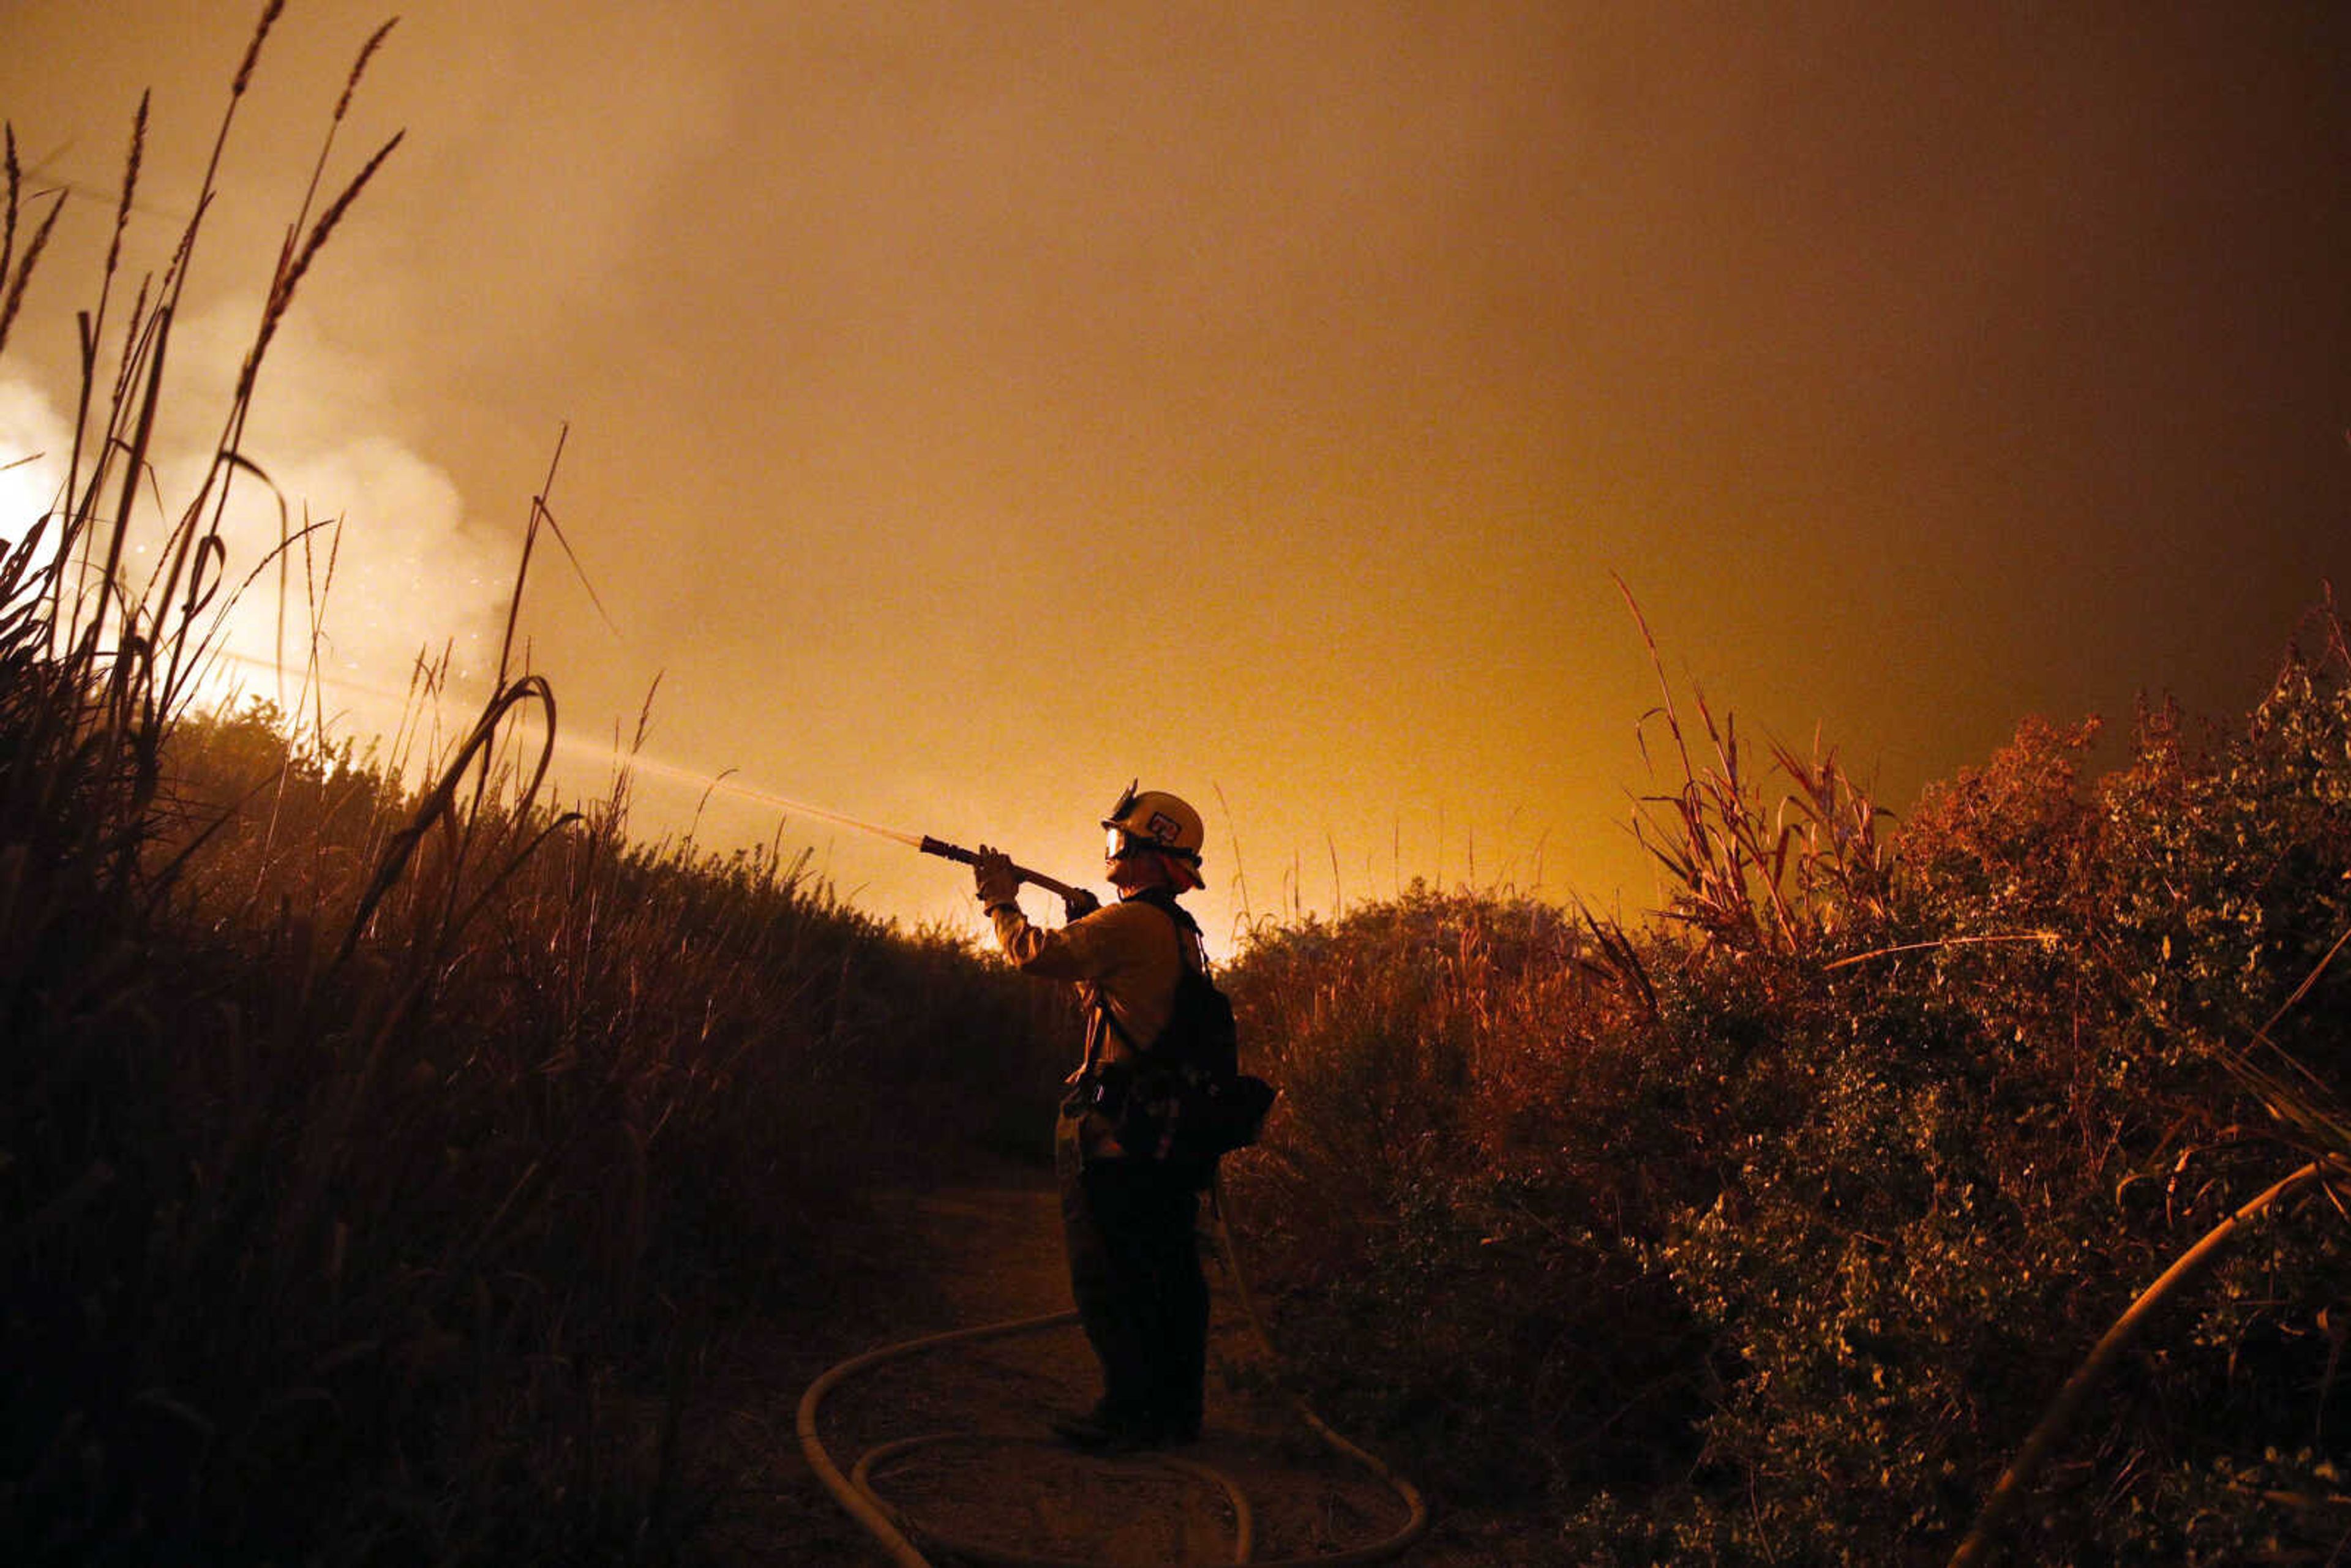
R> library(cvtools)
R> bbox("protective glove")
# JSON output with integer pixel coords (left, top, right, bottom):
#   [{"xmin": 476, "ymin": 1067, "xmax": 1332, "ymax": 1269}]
[
  {"xmin": 972, "ymin": 846, "xmax": 1021, "ymax": 911},
  {"xmin": 1062, "ymin": 887, "xmax": 1101, "ymax": 923}
]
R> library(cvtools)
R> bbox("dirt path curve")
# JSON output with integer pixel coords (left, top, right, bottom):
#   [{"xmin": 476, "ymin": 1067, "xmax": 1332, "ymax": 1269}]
[{"xmin": 686, "ymin": 1158, "xmax": 1496, "ymax": 1567}]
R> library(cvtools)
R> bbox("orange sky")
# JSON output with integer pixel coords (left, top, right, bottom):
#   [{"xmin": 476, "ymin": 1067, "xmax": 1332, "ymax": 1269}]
[{"xmin": 3, "ymin": 2, "xmax": 2346, "ymax": 949}]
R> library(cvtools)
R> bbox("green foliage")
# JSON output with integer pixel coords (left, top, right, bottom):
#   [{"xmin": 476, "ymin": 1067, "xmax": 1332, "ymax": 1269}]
[{"xmin": 2100, "ymin": 653, "xmax": 2351, "ymax": 1093}]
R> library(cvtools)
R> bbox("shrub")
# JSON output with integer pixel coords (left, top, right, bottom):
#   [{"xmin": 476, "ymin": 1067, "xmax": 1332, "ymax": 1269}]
[
  {"xmin": 1224, "ymin": 887, "xmax": 1712, "ymax": 1501},
  {"xmin": 1227, "ymin": 598, "xmax": 2351, "ymax": 1565}
]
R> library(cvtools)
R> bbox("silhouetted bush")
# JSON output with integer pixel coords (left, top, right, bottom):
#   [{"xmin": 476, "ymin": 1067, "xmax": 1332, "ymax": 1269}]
[{"xmin": 1224, "ymin": 599, "xmax": 2351, "ymax": 1566}]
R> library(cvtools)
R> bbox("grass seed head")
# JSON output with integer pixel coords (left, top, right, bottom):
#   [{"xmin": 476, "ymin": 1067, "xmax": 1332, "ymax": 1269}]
[
  {"xmin": 231, "ymin": 0, "xmax": 287, "ymax": 98},
  {"xmin": 337, "ymin": 18, "xmax": 401, "ymax": 123}
]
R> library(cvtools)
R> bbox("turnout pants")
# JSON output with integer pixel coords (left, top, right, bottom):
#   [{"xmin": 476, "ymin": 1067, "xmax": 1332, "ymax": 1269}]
[{"xmin": 1056, "ymin": 1117, "xmax": 1209, "ymax": 1436}]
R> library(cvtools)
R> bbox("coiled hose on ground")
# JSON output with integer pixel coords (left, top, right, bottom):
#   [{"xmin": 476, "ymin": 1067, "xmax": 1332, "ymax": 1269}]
[{"xmin": 797, "ymin": 1183, "xmax": 1429, "ymax": 1567}]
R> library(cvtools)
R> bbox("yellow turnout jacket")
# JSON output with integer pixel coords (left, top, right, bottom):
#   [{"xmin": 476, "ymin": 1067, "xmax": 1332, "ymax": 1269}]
[{"xmin": 989, "ymin": 896, "xmax": 1187, "ymax": 1069}]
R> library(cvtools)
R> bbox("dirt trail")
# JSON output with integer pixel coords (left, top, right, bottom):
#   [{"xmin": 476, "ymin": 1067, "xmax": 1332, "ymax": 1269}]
[{"xmin": 688, "ymin": 1161, "xmax": 1504, "ymax": 1567}]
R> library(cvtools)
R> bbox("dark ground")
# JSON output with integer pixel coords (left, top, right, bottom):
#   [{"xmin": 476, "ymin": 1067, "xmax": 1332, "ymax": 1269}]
[{"xmin": 686, "ymin": 1158, "xmax": 1542, "ymax": 1566}]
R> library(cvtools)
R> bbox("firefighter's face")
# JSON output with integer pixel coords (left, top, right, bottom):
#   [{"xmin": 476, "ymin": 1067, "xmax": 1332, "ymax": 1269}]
[{"xmin": 1106, "ymin": 835, "xmax": 1175, "ymax": 894}]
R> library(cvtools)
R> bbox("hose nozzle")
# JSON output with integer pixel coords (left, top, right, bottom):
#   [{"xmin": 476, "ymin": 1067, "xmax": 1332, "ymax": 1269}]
[{"xmin": 919, "ymin": 836, "xmax": 1079, "ymax": 902}]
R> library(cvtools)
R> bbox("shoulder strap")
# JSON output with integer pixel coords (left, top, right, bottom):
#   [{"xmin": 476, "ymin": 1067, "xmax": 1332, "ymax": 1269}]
[
  {"xmin": 1092, "ymin": 990, "xmax": 1143, "ymax": 1054},
  {"xmin": 1131, "ymin": 887, "xmax": 1209, "ymax": 977}
]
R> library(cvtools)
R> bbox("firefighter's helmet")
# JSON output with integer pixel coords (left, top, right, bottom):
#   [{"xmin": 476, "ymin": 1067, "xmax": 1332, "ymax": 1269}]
[{"xmin": 1102, "ymin": 782, "xmax": 1205, "ymax": 889}]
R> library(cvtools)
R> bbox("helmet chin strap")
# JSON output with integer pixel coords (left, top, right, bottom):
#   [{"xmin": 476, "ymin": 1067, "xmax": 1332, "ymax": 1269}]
[
  {"xmin": 1109, "ymin": 852, "xmax": 1174, "ymax": 896},
  {"xmin": 1116, "ymin": 850, "xmax": 1202, "ymax": 898}
]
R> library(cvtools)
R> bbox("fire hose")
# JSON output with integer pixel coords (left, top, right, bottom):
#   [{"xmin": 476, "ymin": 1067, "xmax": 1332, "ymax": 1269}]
[
  {"xmin": 913, "ymin": 836, "xmax": 1081, "ymax": 902},
  {"xmin": 795, "ymin": 1179, "xmax": 1430, "ymax": 1568}
]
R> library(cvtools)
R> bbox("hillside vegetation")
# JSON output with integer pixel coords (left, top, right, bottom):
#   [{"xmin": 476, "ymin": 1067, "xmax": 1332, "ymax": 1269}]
[
  {"xmin": 1, "ymin": 21, "xmax": 1062, "ymax": 1558},
  {"xmin": 1221, "ymin": 610, "xmax": 2351, "ymax": 1565}
]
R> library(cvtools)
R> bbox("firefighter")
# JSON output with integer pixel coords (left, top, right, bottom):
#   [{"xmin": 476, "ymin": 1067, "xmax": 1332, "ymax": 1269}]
[{"xmin": 972, "ymin": 783, "xmax": 1212, "ymax": 1453}]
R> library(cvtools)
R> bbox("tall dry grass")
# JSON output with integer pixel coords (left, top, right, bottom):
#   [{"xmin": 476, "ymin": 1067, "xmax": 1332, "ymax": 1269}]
[
  {"xmin": 1221, "ymin": 886, "xmax": 1711, "ymax": 1502},
  {"xmin": 2, "ymin": 14, "xmax": 1064, "ymax": 1561}
]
